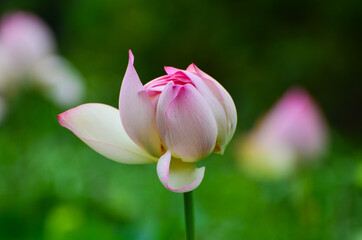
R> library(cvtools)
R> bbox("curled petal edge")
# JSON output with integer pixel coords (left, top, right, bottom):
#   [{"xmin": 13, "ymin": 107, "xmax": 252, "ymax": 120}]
[{"xmin": 156, "ymin": 150, "xmax": 205, "ymax": 193}]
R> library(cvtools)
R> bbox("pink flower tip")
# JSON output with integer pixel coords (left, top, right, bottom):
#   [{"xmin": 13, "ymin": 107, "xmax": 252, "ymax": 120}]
[
  {"xmin": 128, "ymin": 49, "xmax": 134, "ymax": 63},
  {"xmin": 57, "ymin": 112, "xmax": 67, "ymax": 127}
]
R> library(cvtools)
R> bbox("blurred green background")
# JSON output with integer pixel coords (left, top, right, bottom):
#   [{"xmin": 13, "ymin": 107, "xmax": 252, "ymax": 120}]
[{"xmin": 0, "ymin": 0, "xmax": 361, "ymax": 239}]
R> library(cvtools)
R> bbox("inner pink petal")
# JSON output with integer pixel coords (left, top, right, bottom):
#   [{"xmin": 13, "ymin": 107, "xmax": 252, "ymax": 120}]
[{"xmin": 144, "ymin": 71, "xmax": 195, "ymax": 98}]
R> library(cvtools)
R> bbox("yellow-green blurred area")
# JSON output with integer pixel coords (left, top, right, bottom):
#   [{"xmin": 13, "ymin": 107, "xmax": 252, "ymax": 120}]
[{"xmin": 0, "ymin": 0, "xmax": 362, "ymax": 239}]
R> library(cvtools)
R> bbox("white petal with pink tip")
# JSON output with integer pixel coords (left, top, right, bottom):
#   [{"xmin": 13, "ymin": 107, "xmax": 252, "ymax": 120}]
[{"xmin": 58, "ymin": 103, "xmax": 157, "ymax": 164}]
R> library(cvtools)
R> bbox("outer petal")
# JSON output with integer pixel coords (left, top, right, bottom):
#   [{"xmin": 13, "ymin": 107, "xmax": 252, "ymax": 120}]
[
  {"xmin": 119, "ymin": 50, "xmax": 162, "ymax": 157},
  {"xmin": 157, "ymin": 150, "xmax": 205, "ymax": 193},
  {"xmin": 58, "ymin": 103, "xmax": 157, "ymax": 164},
  {"xmin": 183, "ymin": 65, "xmax": 237, "ymax": 153},
  {"xmin": 157, "ymin": 82, "xmax": 218, "ymax": 162}
]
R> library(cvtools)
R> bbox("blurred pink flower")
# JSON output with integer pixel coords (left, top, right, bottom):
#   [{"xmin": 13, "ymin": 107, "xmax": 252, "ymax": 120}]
[
  {"xmin": 237, "ymin": 87, "xmax": 328, "ymax": 179},
  {"xmin": 58, "ymin": 50, "xmax": 237, "ymax": 192},
  {"xmin": 0, "ymin": 11, "xmax": 54, "ymax": 71},
  {"xmin": 0, "ymin": 11, "xmax": 84, "ymax": 119}
]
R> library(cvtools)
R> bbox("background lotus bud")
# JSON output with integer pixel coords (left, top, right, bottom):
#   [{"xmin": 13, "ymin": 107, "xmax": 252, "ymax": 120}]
[
  {"xmin": 0, "ymin": 11, "xmax": 54, "ymax": 71},
  {"xmin": 59, "ymin": 50, "xmax": 237, "ymax": 192},
  {"xmin": 237, "ymin": 87, "xmax": 328, "ymax": 179},
  {"xmin": 0, "ymin": 11, "xmax": 85, "ymax": 122}
]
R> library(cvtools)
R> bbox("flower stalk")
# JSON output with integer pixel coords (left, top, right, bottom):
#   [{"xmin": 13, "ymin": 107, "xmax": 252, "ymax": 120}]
[{"xmin": 184, "ymin": 191, "xmax": 195, "ymax": 240}]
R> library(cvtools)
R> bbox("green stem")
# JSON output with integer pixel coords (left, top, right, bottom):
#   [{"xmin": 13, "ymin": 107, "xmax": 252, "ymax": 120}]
[{"xmin": 183, "ymin": 191, "xmax": 195, "ymax": 240}]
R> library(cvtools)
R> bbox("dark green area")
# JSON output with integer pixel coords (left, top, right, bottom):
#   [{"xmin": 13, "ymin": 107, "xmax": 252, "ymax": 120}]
[{"xmin": 0, "ymin": 0, "xmax": 361, "ymax": 239}]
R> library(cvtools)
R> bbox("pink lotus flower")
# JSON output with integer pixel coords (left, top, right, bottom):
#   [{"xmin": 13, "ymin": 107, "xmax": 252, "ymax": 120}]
[
  {"xmin": 58, "ymin": 50, "xmax": 237, "ymax": 193},
  {"xmin": 237, "ymin": 87, "xmax": 328, "ymax": 179}
]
